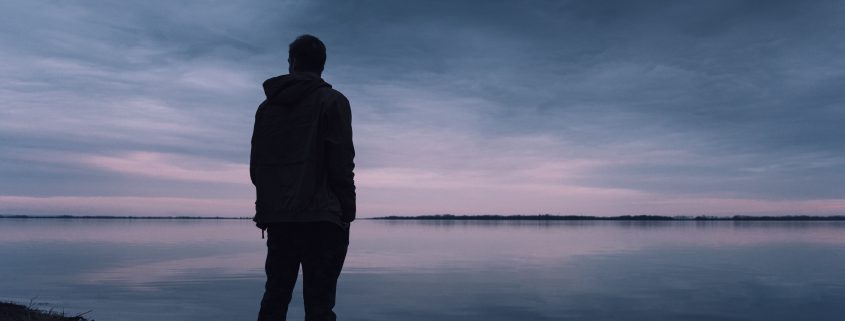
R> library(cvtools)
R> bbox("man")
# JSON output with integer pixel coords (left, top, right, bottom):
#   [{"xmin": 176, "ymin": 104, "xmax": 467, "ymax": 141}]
[{"xmin": 251, "ymin": 34, "xmax": 356, "ymax": 321}]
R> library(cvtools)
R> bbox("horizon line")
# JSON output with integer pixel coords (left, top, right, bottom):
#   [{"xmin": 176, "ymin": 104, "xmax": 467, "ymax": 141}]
[
  {"xmin": 2, "ymin": 214, "xmax": 845, "ymax": 221},
  {"xmin": 0, "ymin": 214, "xmax": 251, "ymax": 219},
  {"xmin": 372, "ymin": 214, "xmax": 845, "ymax": 221}
]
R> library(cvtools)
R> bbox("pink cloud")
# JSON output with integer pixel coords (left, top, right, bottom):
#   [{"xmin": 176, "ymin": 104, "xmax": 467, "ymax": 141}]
[
  {"xmin": 81, "ymin": 151, "xmax": 249, "ymax": 185},
  {"xmin": 0, "ymin": 195, "xmax": 251, "ymax": 216}
]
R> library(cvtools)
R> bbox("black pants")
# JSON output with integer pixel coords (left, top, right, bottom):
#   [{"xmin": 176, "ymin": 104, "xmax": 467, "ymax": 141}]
[{"xmin": 257, "ymin": 222, "xmax": 349, "ymax": 321}]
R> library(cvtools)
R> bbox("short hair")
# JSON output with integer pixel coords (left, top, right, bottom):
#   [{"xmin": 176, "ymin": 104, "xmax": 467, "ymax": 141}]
[{"xmin": 289, "ymin": 34, "xmax": 326, "ymax": 73}]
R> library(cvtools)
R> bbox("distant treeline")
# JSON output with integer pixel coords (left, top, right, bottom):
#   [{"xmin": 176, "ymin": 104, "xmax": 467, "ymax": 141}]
[
  {"xmin": 4, "ymin": 214, "xmax": 844, "ymax": 221},
  {"xmin": 371, "ymin": 214, "xmax": 845, "ymax": 221},
  {"xmin": 0, "ymin": 215, "xmax": 250, "ymax": 220}
]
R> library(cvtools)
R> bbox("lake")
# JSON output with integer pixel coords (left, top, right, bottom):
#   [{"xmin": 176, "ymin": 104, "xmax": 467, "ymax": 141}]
[{"xmin": 1, "ymin": 218, "xmax": 844, "ymax": 321}]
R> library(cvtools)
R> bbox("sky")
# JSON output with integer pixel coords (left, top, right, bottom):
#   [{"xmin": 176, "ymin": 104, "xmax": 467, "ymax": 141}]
[{"xmin": 1, "ymin": 0, "xmax": 844, "ymax": 217}]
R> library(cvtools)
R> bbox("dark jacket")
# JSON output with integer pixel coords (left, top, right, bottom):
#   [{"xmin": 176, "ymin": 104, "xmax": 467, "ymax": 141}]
[{"xmin": 250, "ymin": 72, "xmax": 356, "ymax": 228}]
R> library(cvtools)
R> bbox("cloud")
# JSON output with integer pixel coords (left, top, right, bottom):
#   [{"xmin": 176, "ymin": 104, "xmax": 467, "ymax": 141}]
[
  {"xmin": 0, "ymin": 195, "xmax": 250, "ymax": 216},
  {"xmin": 81, "ymin": 151, "xmax": 249, "ymax": 185},
  {"xmin": 1, "ymin": 0, "xmax": 844, "ymax": 216}
]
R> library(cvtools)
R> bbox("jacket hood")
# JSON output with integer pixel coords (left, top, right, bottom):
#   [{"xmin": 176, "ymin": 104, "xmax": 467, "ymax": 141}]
[{"xmin": 262, "ymin": 73, "xmax": 331, "ymax": 105}]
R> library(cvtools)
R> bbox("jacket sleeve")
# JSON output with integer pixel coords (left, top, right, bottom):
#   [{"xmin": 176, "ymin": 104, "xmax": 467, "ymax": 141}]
[
  {"xmin": 249, "ymin": 109, "xmax": 260, "ymax": 187},
  {"xmin": 324, "ymin": 93, "xmax": 356, "ymax": 222},
  {"xmin": 249, "ymin": 105, "xmax": 265, "ymax": 228}
]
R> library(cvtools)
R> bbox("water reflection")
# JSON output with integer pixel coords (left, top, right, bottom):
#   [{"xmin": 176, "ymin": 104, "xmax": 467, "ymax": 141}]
[{"xmin": 1, "ymin": 219, "xmax": 843, "ymax": 321}]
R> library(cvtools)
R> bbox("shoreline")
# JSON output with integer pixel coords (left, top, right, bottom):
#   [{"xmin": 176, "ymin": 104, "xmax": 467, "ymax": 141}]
[
  {"xmin": 0, "ymin": 301, "xmax": 90, "ymax": 321},
  {"xmin": 371, "ymin": 214, "xmax": 845, "ymax": 221},
  {"xmin": 0, "ymin": 215, "xmax": 249, "ymax": 220},
  {"xmin": 2, "ymin": 214, "xmax": 844, "ymax": 221}
]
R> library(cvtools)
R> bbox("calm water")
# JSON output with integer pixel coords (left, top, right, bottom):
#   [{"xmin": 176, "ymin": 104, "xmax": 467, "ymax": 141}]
[{"xmin": 1, "ymin": 219, "xmax": 844, "ymax": 321}]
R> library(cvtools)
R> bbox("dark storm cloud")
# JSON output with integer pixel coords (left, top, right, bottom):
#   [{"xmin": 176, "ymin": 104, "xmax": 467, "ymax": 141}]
[{"xmin": 1, "ymin": 0, "xmax": 844, "ymax": 215}]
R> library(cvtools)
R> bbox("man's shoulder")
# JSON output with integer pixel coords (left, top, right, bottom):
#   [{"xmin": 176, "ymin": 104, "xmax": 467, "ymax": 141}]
[
  {"xmin": 319, "ymin": 86, "xmax": 348, "ymax": 101},
  {"xmin": 317, "ymin": 86, "xmax": 350, "ymax": 107}
]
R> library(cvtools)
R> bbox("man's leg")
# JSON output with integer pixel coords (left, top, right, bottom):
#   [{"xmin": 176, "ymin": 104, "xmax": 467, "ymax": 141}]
[
  {"xmin": 258, "ymin": 224, "xmax": 302, "ymax": 321},
  {"xmin": 301, "ymin": 222, "xmax": 349, "ymax": 321}
]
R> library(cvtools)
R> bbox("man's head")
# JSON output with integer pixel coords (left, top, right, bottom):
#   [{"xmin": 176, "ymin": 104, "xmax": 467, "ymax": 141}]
[{"xmin": 288, "ymin": 34, "xmax": 326, "ymax": 74}]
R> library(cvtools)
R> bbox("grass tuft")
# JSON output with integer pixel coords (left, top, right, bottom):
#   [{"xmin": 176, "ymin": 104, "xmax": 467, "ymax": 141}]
[{"xmin": 0, "ymin": 301, "xmax": 92, "ymax": 321}]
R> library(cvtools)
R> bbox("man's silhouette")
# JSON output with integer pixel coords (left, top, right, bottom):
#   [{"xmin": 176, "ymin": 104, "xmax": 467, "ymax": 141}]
[{"xmin": 251, "ymin": 34, "xmax": 356, "ymax": 321}]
